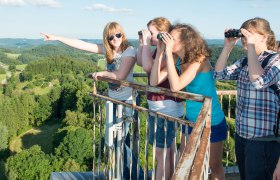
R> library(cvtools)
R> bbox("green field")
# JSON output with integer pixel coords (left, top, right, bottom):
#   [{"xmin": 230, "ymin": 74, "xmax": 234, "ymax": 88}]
[
  {"xmin": 16, "ymin": 64, "xmax": 27, "ymax": 71},
  {"xmin": 0, "ymin": 74, "xmax": 6, "ymax": 82},
  {"xmin": 32, "ymin": 86, "xmax": 52, "ymax": 95},
  {"xmin": 9, "ymin": 123, "xmax": 60, "ymax": 154},
  {"xmin": 15, "ymin": 79, "xmax": 60, "ymax": 95},
  {"xmin": 0, "ymin": 63, "xmax": 8, "ymax": 70},
  {"xmin": 5, "ymin": 53, "xmax": 20, "ymax": 59}
]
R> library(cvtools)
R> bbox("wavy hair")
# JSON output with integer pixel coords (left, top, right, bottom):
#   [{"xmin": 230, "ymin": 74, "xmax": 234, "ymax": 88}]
[
  {"xmin": 241, "ymin": 17, "xmax": 277, "ymax": 51},
  {"xmin": 147, "ymin": 17, "xmax": 171, "ymax": 32},
  {"xmin": 103, "ymin": 22, "xmax": 129, "ymax": 64},
  {"xmin": 170, "ymin": 23, "xmax": 211, "ymax": 64}
]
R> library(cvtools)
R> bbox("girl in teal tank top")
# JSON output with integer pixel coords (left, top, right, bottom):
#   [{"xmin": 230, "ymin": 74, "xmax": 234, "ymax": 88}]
[
  {"xmin": 150, "ymin": 23, "xmax": 227, "ymax": 179},
  {"xmin": 185, "ymin": 67, "xmax": 225, "ymax": 126}
]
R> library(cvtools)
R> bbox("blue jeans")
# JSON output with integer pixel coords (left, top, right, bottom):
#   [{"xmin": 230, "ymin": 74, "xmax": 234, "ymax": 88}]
[
  {"xmin": 113, "ymin": 98, "xmax": 144, "ymax": 180},
  {"xmin": 235, "ymin": 133, "xmax": 280, "ymax": 180},
  {"xmin": 148, "ymin": 115, "xmax": 176, "ymax": 148}
]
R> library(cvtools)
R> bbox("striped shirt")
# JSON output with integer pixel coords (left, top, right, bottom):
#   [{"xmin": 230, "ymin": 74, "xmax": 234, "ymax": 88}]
[{"xmin": 214, "ymin": 50, "xmax": 280, "ymax": 139}]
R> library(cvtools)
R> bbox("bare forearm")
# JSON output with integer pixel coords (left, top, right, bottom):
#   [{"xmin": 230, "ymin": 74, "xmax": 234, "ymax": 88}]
[
  {"xmin": 247, "ymin": 44, "xmax": 264, "ymax": 81},
  {"xmin": 215, "ymin": 46, "xmax": 233, "ymax": 71},
  {"xmin": 56, "ymin": 36, "xmax": 99, "ymax": 53},
  {"xmin": 166, "ymin": 54, "xmax": 180, "ymax": 92},
  {"xmin": 141, "ymin": 46, "xmax": 153, "ymax": 73},
  {"xmin": 98, "ymin": 71, "xmax": 118, "ymax": 80},
  {"xmin": 136, "ymin": 46, "xmax": 143, "ymax": 66},
  {"xmin": 150, "ymin": 53, "xmax": 163, "ymax": 86},
  {"xmin": 42, "ymin": 32, "xmax": 100, "ymax": 53}
]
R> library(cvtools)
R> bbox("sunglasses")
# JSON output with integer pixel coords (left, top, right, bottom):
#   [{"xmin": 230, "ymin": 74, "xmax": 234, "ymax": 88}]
[{"xmin": 107, "ymin": 33, "xmax": 122, "ymax": 41}]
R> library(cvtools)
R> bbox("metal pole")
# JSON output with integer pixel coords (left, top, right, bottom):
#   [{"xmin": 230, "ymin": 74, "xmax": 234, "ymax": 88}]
[
  {"xmin": 105, "ymin": 101, "xmax": 114, "ymax": 179},
  {"xmin": 116, "ymin": 104, "xmax": 123, "ymax": 180}
]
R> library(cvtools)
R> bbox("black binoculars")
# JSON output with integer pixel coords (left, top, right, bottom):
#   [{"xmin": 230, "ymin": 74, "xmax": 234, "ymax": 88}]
[
  {"xmin": 224, "ymin": 29, "xmax": 244, "ymax": 38},
  {"xmin": 138, "ymin": 31, "xmax": 164, "ymax": 41},
  {"xmin": 157, "ymin": 33, "xmax": 163, "ymax": 41}
]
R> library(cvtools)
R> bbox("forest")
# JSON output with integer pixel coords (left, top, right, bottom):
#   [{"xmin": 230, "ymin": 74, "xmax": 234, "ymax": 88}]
[{"xmin": 0, "ymin": 40, "xmax": 245, "ymax": 179}]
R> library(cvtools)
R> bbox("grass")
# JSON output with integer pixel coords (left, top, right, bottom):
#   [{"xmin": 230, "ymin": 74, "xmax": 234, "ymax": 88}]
[
  {"xmin": 32, "ymin": 86, "xmax": 51, "ymax": 95},
  {"xmin": 31, "ymin": 79, "xmax": 60, "ymax": 95},
  {"xmin": 0, "ymin": 63, "xmax": 27, "ymax": 84},
  {"xmin": 97, "ymin": 59, "xmax": 105, "ymax": 69},
  {"xmin": 134, "ymin": 64, "xmax": 145, "ymax": 73},
  {"xmin": 0, "ymin": 63, "xmax": 8, "ymax": 70},
  {"xmin": 5, "ymin": 53, "xmax": 20, "ymax": 60},
  {"xmin": 9, "ymin": 123, "xmax": 61, "ymax": 154},
  {"xmin": 15, "ymin": 79, "xmax": 60, "ymax": 95},
  {"xmin": 216, "ymin": 80, "xmax": 237, "ymax": 90},
  {"xmin": 0, "ymin": 74, "xmax": 6, "ymax": 82},
  {"xmin": 16, "ymin": 64, "xmax": 27, "ymax": 71}
]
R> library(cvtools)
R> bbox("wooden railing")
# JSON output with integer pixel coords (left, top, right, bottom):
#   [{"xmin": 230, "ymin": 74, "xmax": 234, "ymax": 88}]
[
  {"xmin": 91, "ymin": 76, "xmax": 212, "ymax": 180},
  {"xmin": 50, "ymin": 77, "xmax": 239, "ymax": 179},
  {"xmin": 217, "ymin": 90, "xmax": 238, "ymax": 174}
]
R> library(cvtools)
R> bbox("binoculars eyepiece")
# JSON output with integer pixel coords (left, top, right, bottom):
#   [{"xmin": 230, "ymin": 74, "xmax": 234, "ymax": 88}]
[
  {"xmin": 157, "ymin": 33, "xmax": 163, "ymax": 41},
  {"xmin": 224, "ymin": 29, "xmax": 244, "ymax": 38}
]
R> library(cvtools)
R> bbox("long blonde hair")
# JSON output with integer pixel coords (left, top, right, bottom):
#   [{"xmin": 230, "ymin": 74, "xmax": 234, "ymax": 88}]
[
  {"xmin": 103, "ymin": 22, "xmax": 129, "ymax": 64},
  {"xmin": 147, "ymin": 17, "xmax": 171, "ymax": 32},
  {"xmin": 241, "ymin": 17, "xmax": 277, "ymax": 51}
]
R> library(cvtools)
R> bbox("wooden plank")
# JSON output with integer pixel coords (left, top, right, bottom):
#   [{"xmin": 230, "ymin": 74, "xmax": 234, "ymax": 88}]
[
  {"xmin": 189, "ymin": 128, "xmax": 211, "ymax": 180},
  {"xmin": 94, "ymin": 76, "xmax": 205, "ymax": 102},
  {"xmin": 172, "ymin": 98, "xmax": 212, "ymax": 179}
]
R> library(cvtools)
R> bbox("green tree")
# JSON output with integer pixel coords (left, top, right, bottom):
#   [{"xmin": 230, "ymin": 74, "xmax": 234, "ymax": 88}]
[
  {"xmin": 55, "ymin": 128, "xmax": 92, "ymax": 164},
  {"xmin": 62, "ymin": 159, "xmax": 86, "ymax": 172},
  {"xmin": 19, "ymin": 71, "xmax": 33, "ymax": 81},
  {"xmin": 8, "ymin": 64, "xmax": 16, "ymax": 72},
  {"xmin": 62, "ymin": 110, "xmax": 92, "ymax": 129},
  {"xmin": 5, "ymin": 145, "xmax": 53, "ymax": 180},
  {"xmin": 33, "ymin": 95, "xmax": 52, "ymax": 126},
  {"xmin": 0, "ymin": 96, "xmax": 20, "ymax": 137},
  {"xmin": 0, "ymin": 122, "xmax": 8, "ymax": 151},
  {"xmin": 49, "ymin": 86, "xmax": 62, "ymax": 119},
  {"xmin": 0, "ymin": 160, "xmax": 7, "ymax": 180},
  {"xmin": 0, "ymin": 66, "xmax": 5, "ymax": 74},
  {"xmin": 19, "ymin": 93, "xmax": 36, "ymax": 126},
  {"xmin": 0, "ymin": 51, "xmax": 20, "ymax": 65}
]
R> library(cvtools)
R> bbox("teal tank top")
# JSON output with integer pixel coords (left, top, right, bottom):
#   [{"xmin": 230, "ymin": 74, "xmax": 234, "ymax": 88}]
[{"xmin": 177, "ymin": 59, "xmax": 225, "ymax": 126}]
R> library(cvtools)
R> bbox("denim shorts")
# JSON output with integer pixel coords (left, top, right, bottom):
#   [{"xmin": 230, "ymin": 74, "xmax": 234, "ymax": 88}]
[
  {"xmin": 182, "ymin": 117, "xmax": 227, "ymax": 143},
  {"xmin": 148, "ymin": 115, "xmax": 176, "ymax": 148}
]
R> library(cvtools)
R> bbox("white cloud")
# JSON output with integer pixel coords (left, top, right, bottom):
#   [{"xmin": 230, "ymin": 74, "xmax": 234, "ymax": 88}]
[
  {"xmin": 0, "ymin": 0, "xmax": 25, "ymax": 6},
  {"xmin": 26, "ymin": 0, "xmax": 61, "ymax": 8},
  {"xmin": 84, "ymin": 3, "xmax": 133, "ymax": 13},
  {"xmin": 0, "ymin": 0, "xmax": 61, "ymax": 8}
]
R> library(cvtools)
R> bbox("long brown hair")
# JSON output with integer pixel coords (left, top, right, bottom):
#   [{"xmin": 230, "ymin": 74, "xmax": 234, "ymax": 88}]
[
  {"xmin": 147, "ymin": 17, "xmax": 171, "ymax": 32},
  {"xmin": 241, "ymin": 17, "xmax": 277, "ymax": 51},
  {"xmin": 170, "ymin": 23, "xmax": 211, "ymax": 64},
  {"xmin": 103, "ymin": 22, "xmax": 129, "ymax": 63}
]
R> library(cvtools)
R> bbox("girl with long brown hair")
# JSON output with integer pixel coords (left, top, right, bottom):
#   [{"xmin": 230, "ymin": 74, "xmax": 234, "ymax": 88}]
[{"xmin": 150, "ymin": 23, "xmax": 227, "ymax": 179}]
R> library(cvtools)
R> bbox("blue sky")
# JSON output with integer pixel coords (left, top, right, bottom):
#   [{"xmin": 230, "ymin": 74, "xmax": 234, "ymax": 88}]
[{"xmin": 0, "ymin": 0, "xmax": 279, "ymax": 39}]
